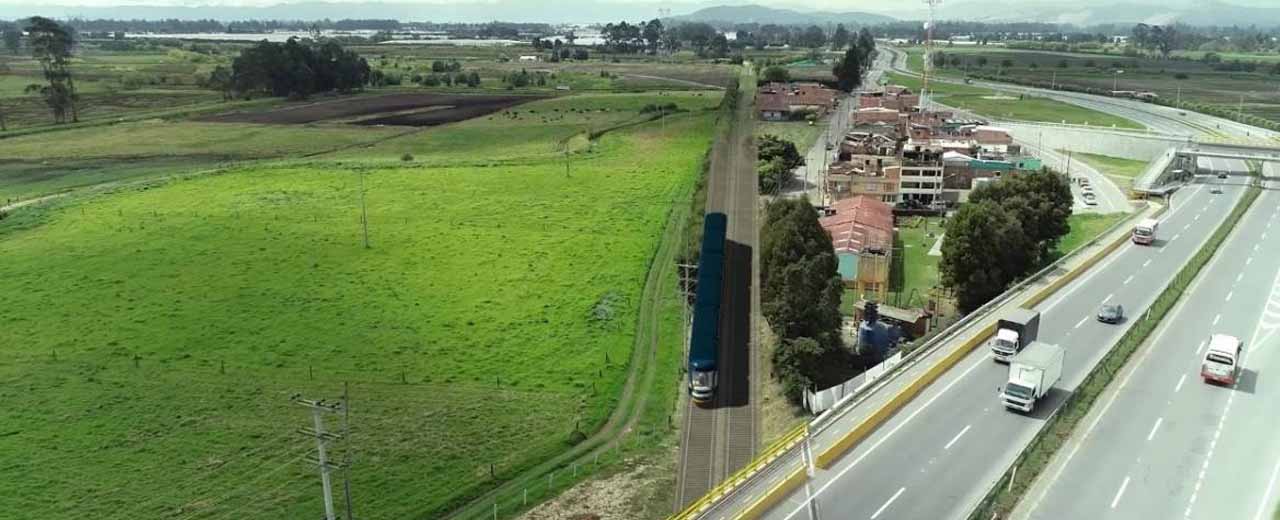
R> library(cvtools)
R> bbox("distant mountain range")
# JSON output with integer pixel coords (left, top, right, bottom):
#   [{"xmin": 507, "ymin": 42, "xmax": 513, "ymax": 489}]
[
  {"xmin": 0, "ymin": 1, "xmax": 1277, "ymax": 27},
  {"xmin": 670, "ymin": 5, "xmax": 896, "ymax": 27},
  {"xmin": 936, "ymin": 0, "xmax": 1280, "ymax": 27}
]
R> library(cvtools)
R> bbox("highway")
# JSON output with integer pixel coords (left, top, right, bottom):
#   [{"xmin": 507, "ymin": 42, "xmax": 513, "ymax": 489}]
[
  {"xmin": 1021, "ymin": 162, "xmax": 1280, "ymax": 520},
  {"xmin": 761, "ymin": 158, "xmax": 1250, "ymax": 520}
]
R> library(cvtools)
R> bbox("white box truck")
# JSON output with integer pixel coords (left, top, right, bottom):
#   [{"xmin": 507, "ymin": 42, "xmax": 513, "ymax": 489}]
[
  {"xmin": 990, "ymin": 308, "xmax": 1041, "ymax": 363},
  {"xmin": 1000, "ymin": 341, "xmax": 1064, "ymax": 413}
]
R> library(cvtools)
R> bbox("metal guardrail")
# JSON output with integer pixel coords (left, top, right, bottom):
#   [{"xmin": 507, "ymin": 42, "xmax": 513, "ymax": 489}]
[{"xmin": 671, "ymin": 201, "xmax": 1151, "ymax": 519}]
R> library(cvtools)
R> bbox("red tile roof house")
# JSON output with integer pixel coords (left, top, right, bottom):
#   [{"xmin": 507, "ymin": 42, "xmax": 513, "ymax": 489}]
[
  {"xmin": 757, "ymin": 82, "xmax": 840, "ymax": 121},
  {"xmin": 820, "ymin": 195, "xmax": 895, "ymax": 301}
]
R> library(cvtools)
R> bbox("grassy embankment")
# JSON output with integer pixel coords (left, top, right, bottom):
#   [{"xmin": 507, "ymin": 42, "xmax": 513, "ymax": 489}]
[
  {"xmin": 1062, "ymin": 151, "xmax": 1150, "ymax": 193},
  {"xmin": 885, "ymin": 71, "xmax": 1141, "ymax": 129},
  {"xmin": 0, "ymin": 90, "xmax": 721, "ymax": 520},
  {"xmin": 755, "ymin": 120, "xmax": 824, "ymax": 151}
]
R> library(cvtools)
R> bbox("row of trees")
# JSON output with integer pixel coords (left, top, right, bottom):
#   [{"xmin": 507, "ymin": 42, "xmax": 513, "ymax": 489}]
[
  {"xmin": 761, "ymin": 198, "xmax": 847, "ymax": 403},
  {"xmin": 756, "ymin": 135, "xmax": 805, "ymax": 193},
  {"xmin": 939, "ymin": 171, "xmax": 1072, "ymax": 312},
  {"xmin": 217, "ymin": 38, "xmax": 371, "ymax": 99},
  {"xmin": 833, "ymin": 29, "xmax": 876, "ymax": 91}
]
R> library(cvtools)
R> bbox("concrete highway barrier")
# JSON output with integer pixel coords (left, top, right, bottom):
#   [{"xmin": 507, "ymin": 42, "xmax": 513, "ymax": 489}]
[{"xmin": 736, "ymin": 467, "xmax": 807, "ymax": 520}]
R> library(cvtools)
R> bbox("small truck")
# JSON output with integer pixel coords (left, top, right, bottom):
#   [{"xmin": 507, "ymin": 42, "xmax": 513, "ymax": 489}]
[{"xmin": 1000, "ymin": 341, "xmax": 1064, "ymax": 413}]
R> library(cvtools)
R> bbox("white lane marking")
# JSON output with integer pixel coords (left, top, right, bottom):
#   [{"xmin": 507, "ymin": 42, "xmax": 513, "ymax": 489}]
[
  {"xmin": 1227, "ymin": 291, "xmax": 1234, "ymax": 302},
  {"xmin": 1184, "ymin": 223, "xmax": 1192, "ymax": 230},
  {"xmin": 1264, "ymin": 232, "xmax": 1269, "ymax": 241},
  {"xmin": 1195, "ymin": 214, "xmax": 1201, "ymax": 221},
  {"xmin": 1172, "ymin": 233, "xmax": 1181, "ymax": 242},
  {"xmin": 871, "ymin": 487, "xmax": 906, "ymax": 519},
  {"xmin": 1038, "ymin": 237, "xmax": 1132, "ymax": 314},
  {"xmin": 1197, "ymin": 340, "xmax": 1206, "ymax": 354},
  {"xmin": 1112, "ymin": 476, "xmax": 1131, "ymax": 509},
  {"xmin": 1075, "ymin": 316, "xmax": 1089, "ymax": 329},
  {"xmin": 1254, "ymin": 454, "xmax": 1280, "ymax": 520},
  {"xmin": 780, "ymin": 353, "xmax": 990, "ymax": 520},
  {"xmin": 944, "ymin": 425, "xmax": 971, "ymax": 450},
  {"xmin": 1238, "ymin": 273, "xmax": 1245, "ymax": 283},
  {"xmin": 1103, "ymin": 293, "xmax": 1114, "ymax": 303},
  {"xmin": 1249, "ymin": 257, "xmax": 1255, "ymax": 265},
  {"xmin": 1213, "ymin": 314, "xmax": 1222, "ymax": 326},
  {"xmin": 1176, "ymin": 374, "xmax": 1187, "ymax": 393},
  {"xmin": 1124, "ymin": 275, "xmax": 1134, "ymax": 285},
  {"xmin": 1142, "ymin": 259, "xmax": 1151, "ymax": 268},
  {"xmin": 1147, "ymin": 417, "xmax": 1164, "ymax": 441}
]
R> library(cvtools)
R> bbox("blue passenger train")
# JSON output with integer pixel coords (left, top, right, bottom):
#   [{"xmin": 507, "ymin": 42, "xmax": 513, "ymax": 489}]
[{"xmin": 688, "ymin": 212, "xmax": 727, "ymax": 403}]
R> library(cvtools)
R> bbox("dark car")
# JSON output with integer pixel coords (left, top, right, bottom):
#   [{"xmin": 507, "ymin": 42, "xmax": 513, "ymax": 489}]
[
  {"xmin": 1098, "ymin": 303, "xmax": 1125, "ymax": 324},
  {"xmin": 1217, "ymin": 171, "xmax": 1228, "ymax": 179}
]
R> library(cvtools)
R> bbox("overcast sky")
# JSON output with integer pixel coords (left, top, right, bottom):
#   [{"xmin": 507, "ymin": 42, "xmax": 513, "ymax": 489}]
[{"xmin": 1, "ymin": 0, "xmax": 1274, "ymax": 20}]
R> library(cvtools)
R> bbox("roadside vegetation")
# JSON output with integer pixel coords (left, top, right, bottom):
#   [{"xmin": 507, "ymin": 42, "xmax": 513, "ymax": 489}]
[
  {"xmin": 941, "ymin": 170, "xmax": 1073, "ymax": 311},
  {"xmin": 761, "ymin": 197, "xmax": 866, "ymax": 404}
]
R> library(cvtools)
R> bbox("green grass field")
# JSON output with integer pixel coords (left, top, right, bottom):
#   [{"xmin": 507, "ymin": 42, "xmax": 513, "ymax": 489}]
[
  {"xmin": 1064, "ymin": 151, "xmax": 1149, "ymax": 192},
  {"xmin": 0, "ymin": 90, "xmax": 720, "ymax": 519},
  {"xmin": 755, "ymin": 120, "xmax": 824, "ymax": 152},
  {"xmin": 885, "ymin": 72, "xmax": 1141, "ymax": 129},
  {"xmin": 0, "ymin": 121, "xmax": 409, "ymax": 201},
  {"xmin": 1058, "ymin": 212, "xmax": 1127, "ymax": 256}
]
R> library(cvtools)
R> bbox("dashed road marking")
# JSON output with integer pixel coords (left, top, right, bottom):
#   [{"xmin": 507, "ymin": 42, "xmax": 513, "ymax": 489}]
[
  {"xmin": 1227, "ymin": 291, "xmax": 1234, "ymax": 302},
  {"xmin": 1075, "ymin": 316, "xmax": 1089, "ymax": 329},
  {"xmin": 1112, "ymin": 476, "xmax": 1131, "ymax": 509},
  {"xmin": 1124, "ymin": 275, "xmax": 1134, "ymax": 285},
  {"xmin": 944, "ymin": 425, "xmax": 971, "ymax": 450},
  {"xmin": 1175, "ymin": 373, "xmax": 1187, "ymax": 393},
  {"xmin": 871, "ymin": 487, "xmax": 906, "ymax": 519},
  {"xmin": 1147, "ymin": 417, "xmax": 1163, "ymax": 441},
  {"xmin": 1213, "ymin": 314, "xmax": 1221, "ymax": 326}
]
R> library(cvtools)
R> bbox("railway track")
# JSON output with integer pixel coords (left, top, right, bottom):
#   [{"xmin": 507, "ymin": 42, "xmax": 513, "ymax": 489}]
[{"xmin": 674, "ymin": 72, "xmax": 759, "ymax": 510}]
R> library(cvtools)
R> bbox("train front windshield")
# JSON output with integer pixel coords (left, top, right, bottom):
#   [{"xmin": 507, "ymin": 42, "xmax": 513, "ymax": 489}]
[{"xmin": 690, "ymin": 369, "xmax": 717, "ymax": 400}]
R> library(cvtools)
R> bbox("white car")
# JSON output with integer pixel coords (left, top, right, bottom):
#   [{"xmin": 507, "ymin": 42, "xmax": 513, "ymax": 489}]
[
  {"xmin": 1081, "ymin": 185, "xmax": 1094, "ymax": 193},
  {"xmin": 1083, "ymin": 197, "xmax": 1098, "ymax": 206}
]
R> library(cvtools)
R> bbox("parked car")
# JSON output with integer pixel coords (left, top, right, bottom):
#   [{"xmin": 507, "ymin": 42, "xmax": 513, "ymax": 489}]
[
  {"xmin": 1217, "ymin": 171, "xmax": 1228, "ymax": 179},
  {"xmin": 1097, "ymin": 303, "xmax": 1125, "ymax": 324}
]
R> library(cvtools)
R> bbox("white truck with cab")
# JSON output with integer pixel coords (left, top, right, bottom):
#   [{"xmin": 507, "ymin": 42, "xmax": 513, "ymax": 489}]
[
  {"xmin": 1000, "ymin": 341, "xmax": 1064, "ymax": 413},
  {"xmin": 991, "ymin": 308, "xmax": 1041, "ymax": 363}
]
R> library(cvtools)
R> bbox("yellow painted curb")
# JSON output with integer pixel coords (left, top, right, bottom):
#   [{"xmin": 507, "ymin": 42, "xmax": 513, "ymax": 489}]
[{"xmin": 736, "ymin": 467, "xmax": 807, "ymax": 520}]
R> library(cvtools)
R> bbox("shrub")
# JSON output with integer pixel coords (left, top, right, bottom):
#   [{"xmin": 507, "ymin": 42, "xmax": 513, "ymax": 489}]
[{"xmin": 400, "ymin": 153, "xmax": 414, "ymax": 162}]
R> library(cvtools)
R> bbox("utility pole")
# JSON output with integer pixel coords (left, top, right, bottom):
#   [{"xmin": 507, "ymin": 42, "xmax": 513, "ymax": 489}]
[{"xmin": 295, "ymin": 396, "xmax": 345, "ymax": 520}]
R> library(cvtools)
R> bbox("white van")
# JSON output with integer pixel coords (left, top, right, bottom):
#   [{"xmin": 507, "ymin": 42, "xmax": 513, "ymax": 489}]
[{"xmin": 1202, "ymin": 334, "xmax": 1242, "ymax": 385}]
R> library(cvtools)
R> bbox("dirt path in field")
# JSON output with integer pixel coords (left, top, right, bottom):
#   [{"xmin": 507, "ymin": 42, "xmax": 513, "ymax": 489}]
[
  {"xmin": 1, "ymin": 192, "xmax": 67, "ymax": 213},
  {"xmin": 621, "ymin": 74, "xmax": 726, "ymax": 90}
]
